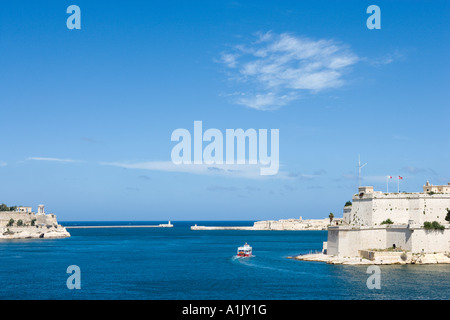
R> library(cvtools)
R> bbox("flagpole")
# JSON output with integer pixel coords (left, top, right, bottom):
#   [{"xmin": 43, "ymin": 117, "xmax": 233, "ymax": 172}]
[
  {"xmin": 386, "ymin": 176, "xmax": 392, "ymax": 193},
  {"xmin": 398, "ymin": 176, "xmax": 400, "ymax": 193}
]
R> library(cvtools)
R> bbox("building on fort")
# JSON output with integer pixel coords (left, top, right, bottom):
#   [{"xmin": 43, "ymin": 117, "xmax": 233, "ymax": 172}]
[{"xmin": 423, "ymin": 181, "xmax": 450, "ymax": 193}]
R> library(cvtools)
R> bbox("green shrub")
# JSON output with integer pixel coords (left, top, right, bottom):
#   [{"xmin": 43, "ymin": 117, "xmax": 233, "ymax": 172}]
[
  {"xmin": 344, "ymin": 201, "xmax": 352, "ymax": 207},
  {"xmin": 381, "ymin": 219, "xmax": 394, "ymax": 225},
  {"xmin": 6, "ymin": 218, "xmax": 14, "ymax": 227},
  {"xmin": 16, "ymin": 219, "xmax": 23, "ymax": 227},
  {"xmin": 431, "ymin": 221, "xmax": 445, "ymax": 230},
  {"xmin": 424, "ymin": 221, "xmax": 445, "ymax": 230}
]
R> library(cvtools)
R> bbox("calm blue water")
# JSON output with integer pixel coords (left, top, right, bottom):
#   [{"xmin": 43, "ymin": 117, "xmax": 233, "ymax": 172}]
[{"xmin": 0, "ymin": 221, "xmax": 448, "ymax": 300}]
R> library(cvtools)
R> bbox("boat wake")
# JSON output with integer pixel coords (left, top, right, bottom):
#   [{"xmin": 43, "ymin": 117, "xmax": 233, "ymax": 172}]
[
  {"xmin": 232, "ymin": 255, "xmax": 255, "ymax": 260},
  {"xmin": 231, "ymin": 255, "xmax": 307, "ymax": 275}
]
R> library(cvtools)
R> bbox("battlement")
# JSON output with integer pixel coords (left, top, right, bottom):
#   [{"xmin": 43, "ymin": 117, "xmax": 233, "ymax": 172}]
[{"xmin": 344, "ymin": 182, "xmax": 450, "ymax": 226}]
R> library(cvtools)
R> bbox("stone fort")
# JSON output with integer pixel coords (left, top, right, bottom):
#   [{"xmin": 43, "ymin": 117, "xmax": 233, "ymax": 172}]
[{"xmin": 324, "ymin": 181, "xmax": 450, "ymax": 257}]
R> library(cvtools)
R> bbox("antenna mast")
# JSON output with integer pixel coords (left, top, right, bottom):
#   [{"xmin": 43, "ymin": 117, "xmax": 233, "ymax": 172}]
[{"xmin": 357, "ymin": 154, "xmax": 367, "ymax": 188}]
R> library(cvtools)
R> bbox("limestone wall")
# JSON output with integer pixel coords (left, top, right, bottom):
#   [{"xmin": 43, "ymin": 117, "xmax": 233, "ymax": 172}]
[
  {"xmin": 344, "ymin": 198, "xmax": 373, "ymax": 226},
  {"xmin": 344, "ymin": 192, "xmax": 450, "ymax": 226},
  {"xmin": 192, "ymin": 218, "xmax": 340, "ymax": 231},
  {"xmin": 386, "ymin": 227, "xmax": 413, "ymax": 250},
  {"xmin": 0, "ymin": 211, "xmax": 35, "ymax": 226},
  {"xmin": 326, "ymin": 225, "xmax": 450, "ymax": 257},
  {"xmin": 252, "ymin": 218, "xmax": 335, "ymax": 230},
  {"xmin": 326, "ymin": 227, "xmax": 388, "ymax": 256},
  {"xmin": 326, "ymin": 228, "xmax": 340, "ymax": 255},
  {"xmin": 35, "ymin": 213, "xmax": 58, "ymax": 226},
  {"xmin": 410, "ymin": 228, "xmax": 450, "ymax": 253},
  {"xmin": 0, "ymin": 211, "xmax": 60, "ymax": 227}
]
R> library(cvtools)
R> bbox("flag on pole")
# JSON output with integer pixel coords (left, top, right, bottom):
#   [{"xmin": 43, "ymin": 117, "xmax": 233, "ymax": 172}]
[
  {"xmin": 388, "ymin": 176, "xmax": 392, "ymax": 179},
  {"xmin": 397, "ymin": 176, "xmax": 403, "ymax": 193},
  {"xmin": 386, "ymin": 176, "xmax": 392, "ymax": 192}
]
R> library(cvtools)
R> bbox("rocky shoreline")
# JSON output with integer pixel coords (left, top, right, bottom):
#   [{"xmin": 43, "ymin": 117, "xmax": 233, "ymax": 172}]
[
  {"xmin": 289, "ymin": 252, "xmax": 450, "ymax": 265},
  {"xmin": 0, "ymin": 225, "xmax": 70, "ymax": 239}
]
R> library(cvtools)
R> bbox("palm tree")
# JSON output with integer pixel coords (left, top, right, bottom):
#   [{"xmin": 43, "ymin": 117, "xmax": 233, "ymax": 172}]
[{"xmin": 329, "ymin": 212, "xmax": 334, "ymax": 224}]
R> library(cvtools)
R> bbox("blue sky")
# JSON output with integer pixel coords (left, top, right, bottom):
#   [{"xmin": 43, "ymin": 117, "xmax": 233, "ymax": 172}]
[{"xmin": 0, "ymin": 1, "xmax": 449, "ymax": 221}]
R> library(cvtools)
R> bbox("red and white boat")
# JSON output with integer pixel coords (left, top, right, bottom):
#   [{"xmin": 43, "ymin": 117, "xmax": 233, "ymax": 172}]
[{"xmin": 237, "ymin": 243, "xmax": 252, "ymax": 257}]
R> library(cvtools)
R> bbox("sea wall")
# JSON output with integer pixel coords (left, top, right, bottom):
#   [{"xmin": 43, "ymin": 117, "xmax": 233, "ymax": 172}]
[
  {"xmin": 410, "ymin": 228, "xmax": 450, "ymax": 253},
  {"xmin": 326, "ymin": 224, "xmax": 450, "ymax": 256},
  {"xmin": 326, "ymin": 226, "xmax": 389, "ymax": 256}
]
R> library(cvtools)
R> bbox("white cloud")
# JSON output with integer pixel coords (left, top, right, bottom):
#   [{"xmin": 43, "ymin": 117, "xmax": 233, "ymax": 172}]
[
  {"xmin": 220, "ymin": 53, "xmax": 239, "ymax": 68},
  {"xmin": 402, "ymin": 166, "xmax": 426, "ymax": 174},
  {"xmin": 219, "ymin": 31, "xmax": 359, "ymax": 110},
  {"xmin": 100, "ymin": 160, "xmax": 291, "ymax": 180},
  {"xmin": 235, "ymin": 92, "xmax": 298, "ymax": 111},
  {"xmin": 27, "ymin": 157, "xmax": 78, "ymax": 163},
  {"xmin": 367, "ymin": 50, "xmax": 404, "ymax": 66}
]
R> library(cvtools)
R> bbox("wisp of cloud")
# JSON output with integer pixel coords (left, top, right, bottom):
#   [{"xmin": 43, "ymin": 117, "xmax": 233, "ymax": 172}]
[{"xmin": 219, "ymin": 31, "xmax": 359, "ymax": 110}]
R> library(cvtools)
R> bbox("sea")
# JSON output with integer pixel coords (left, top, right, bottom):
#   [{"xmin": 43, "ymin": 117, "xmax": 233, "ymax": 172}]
[{"xmin": 0, "ymin": 221, "xmax": 448, "ymax": 300}]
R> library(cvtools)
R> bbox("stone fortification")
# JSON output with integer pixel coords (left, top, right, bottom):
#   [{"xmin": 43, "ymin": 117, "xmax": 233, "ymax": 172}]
[
  {"xmin": 0, "ymin": 208, "xmax": 70, "ymax": 239},
  {"xmin": 344, "ymin": 188, "xmax": 450, "ymax": 226},
  {"xmin": 252, "ymin": 218, "xmax": 341, "ymax": 230},
  {"xmin": 326, "ymin": 223, "xmax": 449, "ymax": 256},
  {"xmin": 191, "ymin": 217, "xmax": 342, "ymax": 231},
  {"xmin": 295, "ymin": 182, "xmax": 450, "ymax": 264}
]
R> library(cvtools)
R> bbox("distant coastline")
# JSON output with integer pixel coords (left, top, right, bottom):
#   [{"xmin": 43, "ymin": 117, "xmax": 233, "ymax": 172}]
[
  {"xmin": 65, "ymin": 221, "xmax": 173, "ymax": 229},
  {"xmin": 191, "ymin": 217, "xmax": 342, "ymax": 231}
]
